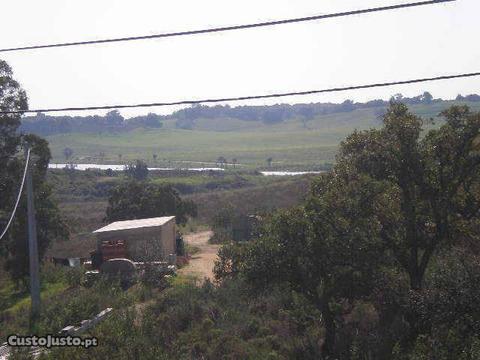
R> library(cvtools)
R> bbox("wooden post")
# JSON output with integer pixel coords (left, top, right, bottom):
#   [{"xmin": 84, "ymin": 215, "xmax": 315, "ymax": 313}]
[{"xmin": 25, "ymin": 146, "xmax": 41, "ymax": 318}]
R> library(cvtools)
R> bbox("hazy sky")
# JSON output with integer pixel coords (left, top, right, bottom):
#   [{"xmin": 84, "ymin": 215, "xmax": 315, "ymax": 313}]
[{"xmin": 1, "ymin": 0, "xmax": 479, "ymax": 117}]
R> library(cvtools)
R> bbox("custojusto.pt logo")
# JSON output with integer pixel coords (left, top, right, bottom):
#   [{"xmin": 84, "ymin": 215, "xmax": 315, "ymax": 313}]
[{"xmin": 7, "ymin": 334, "xmax": 98, "ymax": 349}]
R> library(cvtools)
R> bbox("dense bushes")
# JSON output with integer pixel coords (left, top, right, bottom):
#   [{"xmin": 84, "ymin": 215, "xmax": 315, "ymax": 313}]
[
  {"xmin": 105, "ymin": 181, "xmax": 197, "ymax": 225},
  {"xmin": 6, "ymin": 103, "xmax": 480, "ymax": 359},
  {"xmin": 213, "ymin": 104, "xmax": 480, "ymax": 359},
  {"xmin": 21, "ymin": 110, "xmax": 164, "ymax": 136},
  {"xmin": 47, "ymin": 169, "xmax": 119, "ymax": 200},
  {"xmin": 48, "ymin": 279, "xmax": 327, "ymax": 359},
  {"xmin": 1, "ymin": 265, "xmax": 137, "ymax": 341}
]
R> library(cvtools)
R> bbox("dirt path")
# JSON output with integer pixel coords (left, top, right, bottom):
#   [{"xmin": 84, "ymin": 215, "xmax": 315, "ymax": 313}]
[{"xmin": 179, "ymin": 231, "xmax": 219, "ymax": 282}]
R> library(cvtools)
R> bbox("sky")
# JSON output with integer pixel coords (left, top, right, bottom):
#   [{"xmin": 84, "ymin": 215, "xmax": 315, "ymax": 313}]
[{"xmin": 1, "ymin": 0, "xmax": 479, "ymax": 117}]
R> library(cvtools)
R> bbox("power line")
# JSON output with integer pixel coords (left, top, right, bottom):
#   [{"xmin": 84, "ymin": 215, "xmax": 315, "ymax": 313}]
[
  {"xmin": 0, "ymin": 148, "xmax": 31, "ymax": 241},
  {"xmin": 1, "ymin": 71, "xmax": 479, "ymax": 115},
  {"xmin": 0, "ymin": 0, "xmax": 455, "ymax": 53}
]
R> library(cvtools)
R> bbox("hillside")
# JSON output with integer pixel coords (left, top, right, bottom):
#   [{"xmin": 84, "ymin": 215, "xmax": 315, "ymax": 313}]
[{"xmin": 43, "ymin": 100, "xmax": 480, "ymax": 167}]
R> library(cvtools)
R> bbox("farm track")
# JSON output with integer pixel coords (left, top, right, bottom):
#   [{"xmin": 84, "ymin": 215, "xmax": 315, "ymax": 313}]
[{"xmin": 179, "ymin": 231, "xmax": 219, "ymax": 282}]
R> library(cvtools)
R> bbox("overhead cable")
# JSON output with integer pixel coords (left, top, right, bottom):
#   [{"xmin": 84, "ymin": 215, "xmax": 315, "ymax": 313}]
[
  {"xmin": 1, "ymin": 71, "xmax": 478, "ymax": 115},
  {"xmin": 0, "ymin": 0, "xmax": 455, "ymax": 53},
  {"xmin": 0, "ymin": 148, "xmax": 30, "ymax": 241}
]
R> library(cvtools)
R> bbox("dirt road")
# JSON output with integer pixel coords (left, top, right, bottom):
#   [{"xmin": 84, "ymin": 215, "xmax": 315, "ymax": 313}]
[{"xmin": 179, "ymin": 231, "xmax": 219, "ymax": 282}]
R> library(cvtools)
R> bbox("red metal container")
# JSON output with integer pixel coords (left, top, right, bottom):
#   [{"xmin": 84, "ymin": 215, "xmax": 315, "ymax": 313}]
[{"xmin": 101, "ymin": 240, "xmax": 126, "ymax": 261}]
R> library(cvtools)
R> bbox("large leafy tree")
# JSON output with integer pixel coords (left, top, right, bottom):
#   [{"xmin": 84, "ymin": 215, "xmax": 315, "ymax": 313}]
[
  {"xmin": 0, "ymin": 60, "xmax": 68, "ymax": 285},
  {"xmin": 226, "ymin": 173, "xmax": 387, "ymax": 358},
  {"xmin": 335, "ymin": 103, "xmax": 480, "ymax": 354},
  {"xmin": 105, "ymin": 182, "xmax": 197, "ymax": 225},
  {"xmin": 124, "ymin": 159, "xmax": 149, "ymax": 181},
  {"xmin": 218, "ymin": 103, "xmax": 480, "ymax": 358},
  {"xmin": 338, "ymin": 103, "xmax": 480, "ymax": 291},
  {"xmin": 408, "ymin": 248, "xmax": 480, "ymax": 358}
]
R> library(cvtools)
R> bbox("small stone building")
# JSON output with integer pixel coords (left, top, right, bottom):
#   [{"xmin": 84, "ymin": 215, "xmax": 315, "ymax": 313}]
[{"xmin": 93, "ymin": 216, "xmax": 176, "ymax": 262}]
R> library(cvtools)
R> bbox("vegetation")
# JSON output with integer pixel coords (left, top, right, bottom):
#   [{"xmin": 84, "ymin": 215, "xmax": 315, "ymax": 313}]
[
  {"xmin": 105, "ymin": 181, "xmax": 198, "ymax": 225},
  {"xmin": 2, "ymin": 101, "xmax": 479, "ymax": 359},
  {"xmin": 21, "ymin": 110, "xmax": 163, "ymax": 136},
  {"xmin": 3, "ymin": 56, "xmax": 480, "ymax": 359},
  {"xmin": 0, "ymin": 263, "xmax": 150, "ymax": 342},
  {"xmin": 124, "ymin": 159, "xmax": 149, "ymax": 181},
  {"xmin": 214, "ymin": 103, "xmax": 480, "ymax": 358},
  {"xmin": 21, "ymin": 92, "xmax": 480, "ymax": 137},
  {"xmin": 0, "ymin": 60, "xmax": 68, "ymax": 286},
  {"xmin": 210, "ymin": 204, "xmax": 236, "ymax": 243},
  {"xmin": 45, "ymin": 278, "xmax": 327, "ymax": 359},
  {"xmin": 209, "ymin": 204, "xmax": 262, "ymax": 243},
  {"xmin": 187, "ymin": 175, "xmax": 311, "ymax": 224},
  {"xmin": 45, "ymin": 169, "xmax": 306, "ymax": 258},
  {"xmin": 20, "ymin": 94, "xmax": 480, "ymax": 167},
  {"xmin": 47, "ymin": 168, "xmax": 290, "ymax": 201}
]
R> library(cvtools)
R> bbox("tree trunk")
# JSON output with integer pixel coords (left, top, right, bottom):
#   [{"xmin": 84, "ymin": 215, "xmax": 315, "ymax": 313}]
[
  {"xmin": 321, "ymin": 301, "xmax": 336, "ymax": 359},
  {"xmin": 377, "ymin": 305, "xmax": 400, "ymax": 359},
  {"xmin": 409, "ymin": 268, "xmax": 424, "ymax": 291}
]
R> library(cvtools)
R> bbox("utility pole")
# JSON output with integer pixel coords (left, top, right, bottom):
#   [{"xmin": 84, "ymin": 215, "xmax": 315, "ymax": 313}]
[{"xmin": 25, "ymin": 146, "xmax": 41, "ymax": 318}]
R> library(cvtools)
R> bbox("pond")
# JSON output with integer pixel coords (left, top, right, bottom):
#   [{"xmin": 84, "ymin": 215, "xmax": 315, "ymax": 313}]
[{"xmin": 48, "ymin": 164, "xmax": 326, "ymax": 176}]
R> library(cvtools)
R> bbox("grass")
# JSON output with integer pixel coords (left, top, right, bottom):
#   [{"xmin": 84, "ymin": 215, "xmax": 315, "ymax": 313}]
[
  {"xmin": 0, "ymin": 280, "xmax": 28, "ymax": 313},
  {"xmin": 149, "ymin": 172, "xmax": 284, "ymax": 187},
  {"xmin": 186, "ymin": 175, "xmax": 313, "ymax": 223},
  {"xmin": 46, "ymin": 128, "xmax": 338, "ymax": 168},
  {"xmin": 0, "ymin": 265, "xmax": 155, "ymax": 341},
  {"xmin": 168, "ymin": 273, "xmax": 201, "ymax": 287},
  {"xmin": 0, "ymin": 263, "xmax": 70, "ymax": 316},
  {"xmin": 2, "ymin": 282, "xmax": 68, "ymax": 314},
  {"xmin": 44, "ymin": 101, "xmax": 480, "ymax": 167}
]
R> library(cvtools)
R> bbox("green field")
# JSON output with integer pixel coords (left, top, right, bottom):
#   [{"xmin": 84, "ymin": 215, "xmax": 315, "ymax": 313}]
[{"xmin": 45, "ymin": 101, "xmax": 480, "ymax": 168}]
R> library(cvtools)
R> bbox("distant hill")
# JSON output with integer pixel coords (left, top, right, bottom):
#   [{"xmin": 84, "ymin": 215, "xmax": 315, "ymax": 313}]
[
  {"xmin": 20, "ymin": 110, "xmax": 165, "ymax": 136},
  {"xmin": 21, "ymin": 92, "xmax": 480, "ymax": 136},
  {"xmin": 161, "ymin": 99, "xmax": 480, "ymax": 133},
  {"xmin": 30, "ymin": 94, "xmax": 480, "ymax": 167}
]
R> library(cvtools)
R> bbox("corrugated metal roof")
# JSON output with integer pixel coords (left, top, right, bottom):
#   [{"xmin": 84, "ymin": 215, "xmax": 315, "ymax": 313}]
[{"xmin": 93, "ymin": 216, "xmax": 175, "ymax": 233}]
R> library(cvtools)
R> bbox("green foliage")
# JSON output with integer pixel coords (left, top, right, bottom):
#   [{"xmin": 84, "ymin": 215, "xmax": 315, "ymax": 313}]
[
  {"xmin": 336, "ymin": 103, "xmax": 480, "ymax": 356},
  {"xmin": 213, "ymin": 103, "xmax": 480, "ymax": 358},
  {"xmin": 21, "ymin": 110, "xmax": 164, "ymax": 136},
  {"xmin": 4, "ymin": 101, "xmax": 479, "ymax": 359},
  {"xmin": 210, "ymin": 203, "xmax": 263, "ymax": 243},
  {"xmin": 105, "ymin": 181, "xmax": 197, "ymax": 225},
  {"xmin": 124, "ymin": 159, "xmax": 149, "ymax": 180},
  {"xmin": 0, "ymin": 60, "xmax": 68, "ymax": 285},
  {"xmin": 334, "ymin": 102, "xmax": 480, "ymax": 335},
  {"xmin": 231, "ymin": 174, "xmax": 387, "ymax": 356},
  {"xmin": 38, "ymin": 99, "xmax": 480, "ymax": 167},
  {"xmin": 48, "ymin": 279, "xmax": 325, "ymax": 359},
  {"xmin": 214, "ymin": 243, "xmax": 248, "ymax": 281},
  {"xmin": 19, "ymin": 93, "xmax": 480, "ymax": 140},
  {"xmin": 210, "ymin": 203, "xmax": 235, "ymax": 243},
  {"xmin": 404, "ymin": 248, "xmax": 480, "ymax": 359},
  {"xmin": 1, "ymin": 269, "xmax": 141, "ymax": 341},
  {"xmin": 141, "ymin": 264, "xmax": 170, "ymax": 289}
]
